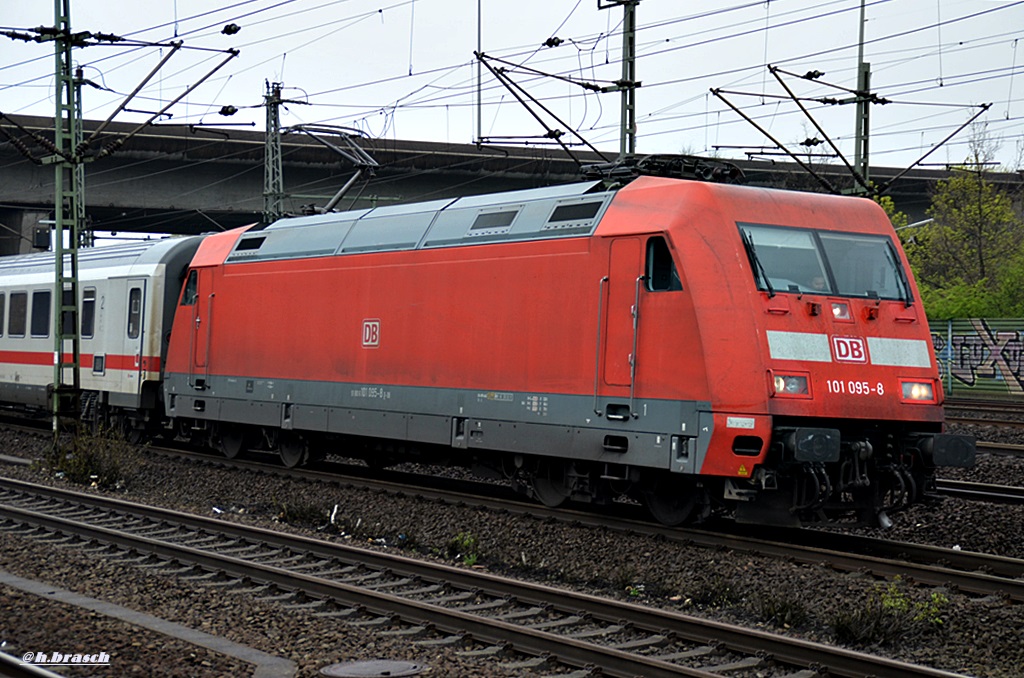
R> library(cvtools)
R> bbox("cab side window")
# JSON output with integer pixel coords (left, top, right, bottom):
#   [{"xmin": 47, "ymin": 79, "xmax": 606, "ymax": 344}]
[
  {"xmin": 646, "ymin": 236, "xmax": 682, "ymax": 291},
  {"xmin": 181, "ymin": 271, "xmax": 198, "ymax": 306}
]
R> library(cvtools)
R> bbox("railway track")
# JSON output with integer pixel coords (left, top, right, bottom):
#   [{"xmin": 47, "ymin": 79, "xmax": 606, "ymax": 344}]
[
  {"xmin": 4, "ymin": 421, "xmax": 1024, "ymax": 596},
  {"xmin": 935, "ymin": 479, "xmax": 1024, "ymax": 504},
  {"xmin": 946, "ymin": 397, "xmax": 1024, "ymax": 432},
  {"xmin": 947, "ymin": 416, "xmax": 1024, "ymax": 432},
  {"xmin": 0, "ymin": 476, "xmax": 972, "ymax": 678},
  {"xmin": 975, "ymin": 441, "xmax": 1024, "ymax": 458},
  {"xmin": 945, "ymin": 398, "xmax": 1024, "ymax": 416},
  {"xmin": 12, "ymin": 438, "xmax": 1024, "ymax": 605},
  {"xmin": 169, "ymin": 449, "xmax": 1024, "ymax": 602}
]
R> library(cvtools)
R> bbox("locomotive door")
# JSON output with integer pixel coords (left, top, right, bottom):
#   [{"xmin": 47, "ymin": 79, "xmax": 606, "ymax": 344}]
[
  {"xmin": 188, "ymin": 267, "xmax": 215, "ymax": 388},
  {"xmin": 124, "ymin": 278, "xmax": 147, "ymax": 392},
  {"xmin": 603, "ymin": 238, "xmax": 643, "ymax": 387}
]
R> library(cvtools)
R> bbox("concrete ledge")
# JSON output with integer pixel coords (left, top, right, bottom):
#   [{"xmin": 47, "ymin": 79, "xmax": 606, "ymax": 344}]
[{"xmin": 0, "ymin": 569, "xmax": 296, "ymax": 678}]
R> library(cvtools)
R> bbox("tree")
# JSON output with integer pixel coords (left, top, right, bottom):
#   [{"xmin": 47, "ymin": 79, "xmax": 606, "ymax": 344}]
[
  {"xmin": 892, "ymin": 128, "xmax": 1024, "ymax": 319},
  {"xmin": 903, "ymin": 168, "xmax": 1019, "ymax": 289},
  {"xmin": 875, "ymin": 195, "xmax": 908, "ymax": 230}
]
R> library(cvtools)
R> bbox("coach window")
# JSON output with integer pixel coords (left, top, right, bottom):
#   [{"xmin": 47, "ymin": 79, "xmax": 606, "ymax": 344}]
[
  {"xmin": 181, "ymin": 270, "xmax": 198, "ymax": 306},
  {"xmin": 8, "ymin": 292, "xmax": 27, "ymax": 337},
  {"xmin": 127, "ymin": 288, "xmax": 142, "ymax": 339},
  {"xmin": 0, "ymin": 293, "xmax": 5, "ymax": 337},
  {"xmin": 31, "ymin": 290, "xmax": 51, "ymax": 337},
  {"xmin": 81, "ymin": 289, "xmax": 96, "ymax": 338},
  {"xmin": 646, "ymin": 236, "xmax": 682, "ymax": 291}
]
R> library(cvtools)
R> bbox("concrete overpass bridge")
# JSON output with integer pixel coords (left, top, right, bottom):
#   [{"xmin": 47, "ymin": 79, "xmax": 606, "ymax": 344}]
[{"xmin": 1, "ymin": 113, "xmax": 1019, "ymax": 255}]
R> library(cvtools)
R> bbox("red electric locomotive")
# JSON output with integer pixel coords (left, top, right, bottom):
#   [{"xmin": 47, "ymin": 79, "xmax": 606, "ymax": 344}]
[{"xmin": 161, "ymin": 175, "xmax": 974, "ymax": 527}]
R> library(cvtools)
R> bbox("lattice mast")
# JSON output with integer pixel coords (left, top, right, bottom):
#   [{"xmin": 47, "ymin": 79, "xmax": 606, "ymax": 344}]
[
  {"xmin": 599, "ymin": 1, "xmax": 640, "ymax": 159},
  {"xmin": 49, "ymin": 0, "xmax": 84, "ymax": 438},
  {"xmin": 852, "ymin": 0, "xmax": 871, "ymax": 192},
  {"xmin": 263, "ymin": 81, "xmax": 285, "ymax": 223}
]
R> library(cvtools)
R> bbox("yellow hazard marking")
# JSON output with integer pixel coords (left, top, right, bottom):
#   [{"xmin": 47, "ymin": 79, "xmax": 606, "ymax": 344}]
[{"xmin": 738, "ymin": 465, "xmax": 749, "ymax": 476}]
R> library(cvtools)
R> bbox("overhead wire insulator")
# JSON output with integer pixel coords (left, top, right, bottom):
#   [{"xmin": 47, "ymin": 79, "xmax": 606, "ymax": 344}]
[
  {"xmin": 222, "ymin": 23, "xmax": 241, "ymax": 35},
  {"xmin": 219, "ymin": 105, "xmax": 238, "ymax": 116},
  {"xmin": 0, "ymin": 130, "xmax": 42, "ymax": 165},
  {"xmin": 1, "ymin": 30, "xmax": 39, "ymax": 43},
  {"xmin": 96, "ymin": 137, "xmax": 125, "ymax": 160},
  {"xmin": 33, "ymin": 134, "xmax": 59, "ymax": 155},
  {"xmin": 542, "ymin": 37, "xmax": 562, "ymax": 48}
]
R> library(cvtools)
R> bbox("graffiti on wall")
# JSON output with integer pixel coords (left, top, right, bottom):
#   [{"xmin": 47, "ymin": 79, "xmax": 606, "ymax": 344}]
[{"xmin": 930, "ymin": 319, "xmax": 1024, "ymax": 396}]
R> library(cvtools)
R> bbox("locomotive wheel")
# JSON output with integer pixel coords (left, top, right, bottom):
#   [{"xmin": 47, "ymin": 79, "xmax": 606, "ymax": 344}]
[
  {"xmin": 645, "ymin": 476, "xmax": 701, "ymax": 526},
  {"xmin": 218, "ymin": 424, "xmax": 248, "ymax": 460},
  {"xmin": 531, "ymin": 461, "xmax": 571, "ymax": 508},
  {"xmin": 278, "ymin": 434, "xmax": 309, "ymax": 468}
]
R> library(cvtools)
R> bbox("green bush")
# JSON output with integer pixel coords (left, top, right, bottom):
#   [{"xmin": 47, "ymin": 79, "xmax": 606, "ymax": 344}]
[
  {"xmin": 751, "ymin": 590, "xmax": 809, "ymax": 628},
  {"xmin": 688, "ymin": 575, "xmax": 742, "ymax": 609},
  {"xmin": 831, "ymin": 577, "xmax": 949, "ymax": 647},
  {"xmin": 445, "ymin": 531, "xmax": 480, "ymax": 566},
  {"xmin": 43, "ymin": 428, "xmax": 144, "ymax": 490}
]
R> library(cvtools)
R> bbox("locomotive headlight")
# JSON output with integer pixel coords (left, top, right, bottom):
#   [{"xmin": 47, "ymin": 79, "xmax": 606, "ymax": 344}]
[
  {"xmin": 831, "ymin": 302, "xmax": 852, "ymax": 321},
  {"xmin": 772, "ymin": 373, "xmax": 809, "ymax": 397},
  {"xmin": 900, "ymin": 380, "xmax": 935, "ymax": 403}
]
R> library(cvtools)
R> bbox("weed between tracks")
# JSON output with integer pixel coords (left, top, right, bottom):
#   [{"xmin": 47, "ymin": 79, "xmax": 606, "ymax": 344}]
[
  {"xmin": 749, "ymin": 589, "xmax": 810, "ymax": 628},
  {"xmin": 688, "ymin": 574, "xmax": 743, "ymax": 608},
  {"xmin": 831, "ymin": 576, "xmax": 949, "ymax": 646},
  {"xmin": 40, "ymin": 428, "xmax": 144, "ymax": 490},
  {"xmin": 444, "ymin": 531, "xmax": 481, "ymax": 566},
  {"xmin": 270, "ymin": 499, "xmax": 418, "ymax": 551}
]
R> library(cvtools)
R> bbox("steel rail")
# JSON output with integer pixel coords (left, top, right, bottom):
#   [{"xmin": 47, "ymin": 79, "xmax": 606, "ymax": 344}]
[
  {"xmin": 731, "ymin": 524, "xmax": 1024, "ymax": 585},
  {"xmin": 936, "ymin": 479, "xmax": 1024, "ymax": 504},
  {"xmin": 947, "ymin": 417, "xmax": 1024, "ymax": 432},
  {"xmin": 974, "ymin": 441, "xmax": 1024, "ymax": 458},
  {"xmin": 946, "ymin": 398, "xmax": 1024, "ymax": 414},
  {"xmin": 61, "ymin": 446, "xmax": 1024, "ymax": 602},
  {"xmin": 5, "ymin": 423, "xmax": 1023, "ymax": 603},
  {"xmin": 0, "ymin": 477, "xmax": 968, "ymax": 678}
]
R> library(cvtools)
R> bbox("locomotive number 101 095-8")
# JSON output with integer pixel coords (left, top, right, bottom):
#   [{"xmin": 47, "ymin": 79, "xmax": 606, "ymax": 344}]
[{"xmin": 826, "ymin": 379, "xmax": 884, "ymax": 396}]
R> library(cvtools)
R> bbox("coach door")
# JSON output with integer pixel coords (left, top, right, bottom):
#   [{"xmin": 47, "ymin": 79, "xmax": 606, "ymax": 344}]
[
  {"xmin": 124, "ymin": 278, "xmax": 147, "ymax": 391},
  {"xmin": 187, "ymin": 268, "xmax": 215, "ymax": 389},
  {"xmin": 602, "ymin": 238, "xmax": 643, "ymax": 389}
]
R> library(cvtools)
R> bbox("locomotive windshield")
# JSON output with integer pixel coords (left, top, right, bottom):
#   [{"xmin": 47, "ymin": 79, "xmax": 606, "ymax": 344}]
[{"xmin": 739, "ymin": 223, "xmax": 911, "ymax": 302}]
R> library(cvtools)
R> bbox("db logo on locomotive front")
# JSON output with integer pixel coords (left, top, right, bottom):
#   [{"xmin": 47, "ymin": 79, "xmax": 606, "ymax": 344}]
[{"xmin": 832, "ymin": 336, "xmax": 868, "ymax": 363}]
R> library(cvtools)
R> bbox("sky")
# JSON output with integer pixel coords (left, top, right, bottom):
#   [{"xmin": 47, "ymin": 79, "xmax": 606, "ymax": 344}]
[{"xmin": 1, "ymin": 0, "xmax": 1023, "ymax": 174}]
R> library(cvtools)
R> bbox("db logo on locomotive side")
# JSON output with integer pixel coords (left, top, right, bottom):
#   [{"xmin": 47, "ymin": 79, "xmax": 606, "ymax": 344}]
[
  {"xmin": 832, "ymin": 336, "xmax": 868, "ymax": 363},
  {"xmin": 362, "ymin": 319, "xmax": 381, "ymax": 348}
]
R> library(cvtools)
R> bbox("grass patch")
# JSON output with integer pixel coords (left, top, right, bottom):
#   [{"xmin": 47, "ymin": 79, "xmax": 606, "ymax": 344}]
[
  {"xmin": 750, "ymin": 589, "xmax": 810, "ymax": 628},
  {"xmin": 42, "ymin": 428, "xmax": 144, "ymax": 490},
  {"xmin": 831, "ymin": 577, "xmax": 949, "ymax": 647},
  {"xmin": 445, "ymin": 531, "xmax": 481, "ymax": 566},
  {"xmin": 687, "ymin": 575, "xmax": 743, "ymax": 609}
]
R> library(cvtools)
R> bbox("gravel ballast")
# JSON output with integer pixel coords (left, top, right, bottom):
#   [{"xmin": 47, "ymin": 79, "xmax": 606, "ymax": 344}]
[{"xmin": 2, "ymin": 426, "xmax": 1023, "ymax": 677}]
